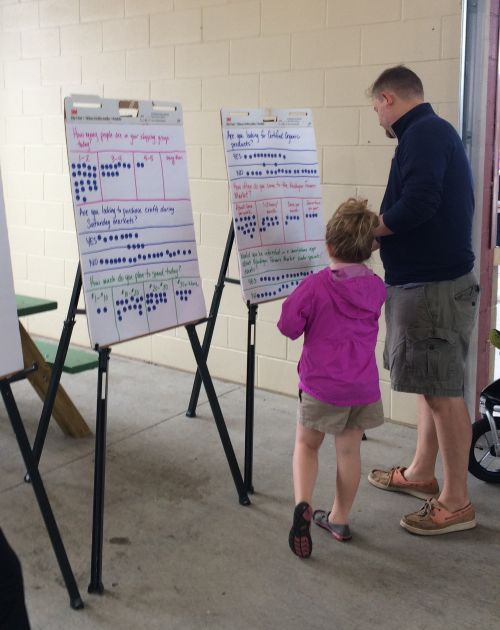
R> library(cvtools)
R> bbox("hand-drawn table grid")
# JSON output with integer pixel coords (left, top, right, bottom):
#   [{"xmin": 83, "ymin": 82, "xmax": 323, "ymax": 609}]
[
  {"xmin": 67, "ymin": 126, "xmax": 205, "ymax": 346},
  {"xmin": 224, "ymin": 126, "xmax": 327, "ymax": 303}
]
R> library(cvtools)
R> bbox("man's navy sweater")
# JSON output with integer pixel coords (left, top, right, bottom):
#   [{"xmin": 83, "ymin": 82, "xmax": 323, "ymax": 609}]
[{"xmin": 380, "ymin": 102, "xmax": 475, "ymax": 285}]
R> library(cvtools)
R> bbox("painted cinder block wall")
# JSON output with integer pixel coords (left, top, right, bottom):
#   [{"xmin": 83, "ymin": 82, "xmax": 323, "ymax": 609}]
[{"xmin": 0, "ymin": 0, "xmax": 463, "ymax": 425}]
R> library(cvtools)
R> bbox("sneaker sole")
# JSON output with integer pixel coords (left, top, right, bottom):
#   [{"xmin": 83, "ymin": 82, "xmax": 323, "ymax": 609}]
[
  {"xmin": 289, "ymin": 503, "xmax": 312, "ymax": 558},
  {"xmin": 399, "ymin": 517, "xmax": 477, "ymax": 536},
  {"xmin": 314, "ymin": 521, "xmax": 352, "ymax": 542},
  {"xmin": 367, "ymin": 473, "xmax": 439, "ymax": 500}
]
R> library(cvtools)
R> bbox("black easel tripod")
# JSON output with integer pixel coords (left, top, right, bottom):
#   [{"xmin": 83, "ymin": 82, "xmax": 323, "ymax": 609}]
[
  {"xmin": 186, "ymin": 222, "xmax": 258, "ymax": 494},
  {"xmin": 1, "ymin": 366, "xmax": 83, "ymax": 610},
  {"xmin": 28, "ymin": 264, "xmax": 249, "ymax": 594}
]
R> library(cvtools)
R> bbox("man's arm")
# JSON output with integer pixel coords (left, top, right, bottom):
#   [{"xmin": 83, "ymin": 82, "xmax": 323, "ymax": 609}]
[
  {"xmin": 381, "ymin": 125, "xmax": 448, "ymax": 234},
  {"xmin": 373, "ymin": 214, "xmax": 394, "ymax": 237}
]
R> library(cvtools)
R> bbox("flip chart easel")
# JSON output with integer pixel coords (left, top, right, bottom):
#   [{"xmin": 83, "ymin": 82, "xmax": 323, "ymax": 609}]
[
  {"xmin": 187, "ymin": 222, "xmax": 259, "ymax": 490},
  {"xmin": 32, "ymin": 264, "xmax": 250, "ymax": 592},
  {"xmin": 32, "ymin": 96, "xmax": 249, "ymax": 595},
  {"xmin": 188, "ymin": 108, "xmax": 328, "ymax": 492},
  {"xmin": 0, "ymin": 374, "xmax": 84, "ymax": 610},
  {"xmin": 0, "ymin": 171, "xmax": 83, "ymax": 609}
]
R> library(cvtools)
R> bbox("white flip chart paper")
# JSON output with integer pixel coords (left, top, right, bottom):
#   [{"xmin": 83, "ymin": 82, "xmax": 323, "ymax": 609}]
[
  {"xmin": 222, "ymin": 108, "xmax": 328, "ymax": 304},
  {"xmin": 64, "ymin": 96, "xmax": 206, "ymax": 347}
]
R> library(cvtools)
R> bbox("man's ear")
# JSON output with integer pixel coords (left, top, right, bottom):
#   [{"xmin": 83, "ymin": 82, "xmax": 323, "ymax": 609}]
[{"xmin": 380, "ymin": 90, "xmax": 395, "ymax": 106}]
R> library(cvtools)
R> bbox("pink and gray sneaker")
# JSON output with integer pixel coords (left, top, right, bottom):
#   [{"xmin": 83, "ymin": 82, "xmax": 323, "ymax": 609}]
[
  {"xmin": 289, "ymin": 502, "xmax": 313, "ymax": 558},
  {"xmin": 313, "ymin": 510, "xmax": 352, "ymax": 542}
]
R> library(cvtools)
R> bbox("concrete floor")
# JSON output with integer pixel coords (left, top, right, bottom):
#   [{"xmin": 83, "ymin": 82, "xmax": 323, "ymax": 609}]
[{"xmin": 1, "ymin": 355, "xmax": 499, "ymax": 630}]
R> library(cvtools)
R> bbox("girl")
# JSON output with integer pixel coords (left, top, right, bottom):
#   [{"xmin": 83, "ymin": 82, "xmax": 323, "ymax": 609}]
[{"xmin": 277, "ymin": 198, "xmax": 386, "ymax": 558}]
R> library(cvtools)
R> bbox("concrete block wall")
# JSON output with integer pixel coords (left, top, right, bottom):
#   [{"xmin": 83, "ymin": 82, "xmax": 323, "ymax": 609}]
[{"xmin": 0, "ymin": 0, "xmax": 463, "ymax": 425}]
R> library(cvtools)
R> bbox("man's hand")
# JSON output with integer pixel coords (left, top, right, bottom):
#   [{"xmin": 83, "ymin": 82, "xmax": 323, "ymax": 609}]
[{"xmin": 373, "ymin": 215, "xmax": 394, "ymax": 237}]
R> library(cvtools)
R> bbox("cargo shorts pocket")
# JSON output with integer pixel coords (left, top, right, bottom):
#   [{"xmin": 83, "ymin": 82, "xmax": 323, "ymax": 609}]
[
  {"xmin": 454, "ymin": 282, "xmax": 480, "ymax": 329},
  {"xmin": 405, "ymin": 327, "xmax": 458, "ymax": 380}
]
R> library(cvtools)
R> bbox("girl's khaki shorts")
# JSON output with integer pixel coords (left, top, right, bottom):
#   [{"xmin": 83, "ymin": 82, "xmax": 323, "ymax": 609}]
[{"xmin": 297, "ymin": 390, "xmax": 384, "ymax": 435}]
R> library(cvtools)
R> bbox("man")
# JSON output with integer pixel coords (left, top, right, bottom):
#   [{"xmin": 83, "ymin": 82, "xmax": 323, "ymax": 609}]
[
  {"xmin": 368, "ymin": 65, "xmax": 480, "ymax": 535},
  {"xmin": 0, "ymin": 529, "xmax": 31, "ymax": 629}
]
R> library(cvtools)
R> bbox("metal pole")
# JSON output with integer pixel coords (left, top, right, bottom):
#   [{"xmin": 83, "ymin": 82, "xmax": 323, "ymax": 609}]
[
  {"xmin": 186, "ymin": 324, "xmax": 250, "ymax": 506},
  {"xmin": 244, "ymin": 302, "xmax": 258, "ymax": 494},
  {"xmin": 1, "ymin": 379, "xmax": 84, "ymax": 610},
  {"xmin": 30, "ymin": 266, "xmax": 82, "ymax": 470},
  {"xmin": 186, "ymin": 224, "xmax": 235, "ymax": 417},
  {"xmin": 88, "ymin": 346, "xmax": 111, "ymax": 594}
]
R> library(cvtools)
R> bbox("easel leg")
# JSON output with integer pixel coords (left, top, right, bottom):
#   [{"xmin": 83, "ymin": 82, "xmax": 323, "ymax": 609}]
[
  {"xmin": 88, "ymin": 347, "xmax": 111, "ymax": 595},
  {"xmin": 30, "ymin": 266, "xmax": 86, "ymax": 473},
  {"xmin": 186, "ymin": 224, "xmax": 235, "ymax": 417},
  {"xmin": 186, "ymin": 325, "xmax": 250, "ymax": 506},
  {"xmin": 244, "ymin": 303, "xmax": 257, "ymax": 494},
  {"xmin": 0, "ymin": 381, "xmax": 84, "ymax": 610}
]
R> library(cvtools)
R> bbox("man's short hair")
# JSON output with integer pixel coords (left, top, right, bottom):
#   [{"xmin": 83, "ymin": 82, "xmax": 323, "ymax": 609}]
[{"xmin": 368, "ymin": 65, "xmax": 424, "ymax": 100}]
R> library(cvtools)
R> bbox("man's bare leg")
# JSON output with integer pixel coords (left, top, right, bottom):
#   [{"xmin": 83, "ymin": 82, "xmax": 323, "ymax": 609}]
[
  {"xmin": 404, "ymin": 394, "xmax": 439, "ymax": 482},
  {"xmin": 424, "ymin": 395, "xmax": 472, "ymax": 511}
]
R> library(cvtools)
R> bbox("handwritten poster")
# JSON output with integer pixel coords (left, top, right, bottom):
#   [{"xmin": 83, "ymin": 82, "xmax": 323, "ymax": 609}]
[
  {"xmin": 221, "ymin": 109, "xmax": 328, "ymax": 304},
  {"xmin": 0, "ymin": 170, "xmax": 23, "ymax": 379},
  {"xmin": 64, "ymin": 96, "xmax": 206, "ymax": 347}
]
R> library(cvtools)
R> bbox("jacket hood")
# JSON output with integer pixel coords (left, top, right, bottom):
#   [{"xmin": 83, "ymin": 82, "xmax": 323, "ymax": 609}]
[{"xmin": 318, "ymin": 266, "xmax": 384, "ymax": 319}]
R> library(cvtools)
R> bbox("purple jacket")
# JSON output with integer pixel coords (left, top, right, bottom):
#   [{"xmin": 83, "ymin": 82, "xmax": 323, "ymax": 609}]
[{"xmin": 277, "ymin": 265, "xmax": 386, "ymax": 406}]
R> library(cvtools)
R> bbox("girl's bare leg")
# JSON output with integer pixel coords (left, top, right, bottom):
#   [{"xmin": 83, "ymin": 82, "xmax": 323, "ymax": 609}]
[
  {"xmin": 293, "ymin": 422, "xmax": 325, "ymax": 505},
  {"xmin": 330, "ymin": 427, "xmax": 364, "ymax": 523}
]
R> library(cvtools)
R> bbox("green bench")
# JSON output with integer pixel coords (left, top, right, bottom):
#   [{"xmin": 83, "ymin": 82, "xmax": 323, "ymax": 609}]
[
  {"xmin": 34, "ymin": 339, "xmax": 99, "ymax": 374},
  {"xmin": 15, "ymin": 293, "xmax": 93, "ymax": 437},
  {"xmin": 16, "ymin": 294, "xmax": 98, "ymax": 375}
]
